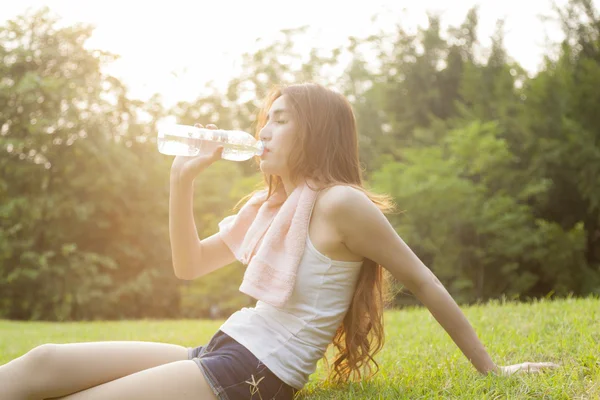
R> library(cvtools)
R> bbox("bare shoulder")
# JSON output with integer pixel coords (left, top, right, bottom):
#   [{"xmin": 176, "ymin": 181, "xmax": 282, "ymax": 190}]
[
  {"xmin": 318, "ymin": 185, "xmax": 372, "ymax": 217},
  {"xmin": 316, "ymin": 184, "xmax": 395, "ymax": 262},
  {"xmin": 309, "ymin": 185, "xmax": 373, "ymax": 261}
]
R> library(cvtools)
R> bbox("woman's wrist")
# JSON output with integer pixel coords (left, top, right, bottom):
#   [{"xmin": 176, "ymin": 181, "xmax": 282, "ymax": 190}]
[
  {"xmin": 480, "ymin": 363, "xmax": 501, "ymax": 376},
  {"xmin": 170, "ymin": 170, "xmax": 194, "ymax": 188}
]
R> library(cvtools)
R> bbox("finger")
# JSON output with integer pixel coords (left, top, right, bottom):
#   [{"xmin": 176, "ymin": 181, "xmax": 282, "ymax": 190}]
[
  {"xmin": 191, "ymin": 146, "xmax": 222, "ymax": 167},
  {"xmin": 206, "ymin": 124, "xmax": 218, "ymax": 129},
  {"xmin": 532, "ymin": 362, "xmax": 559, "ymax": 367},
  {"xmin": 213, "ymin": 145, "xmax": 224, "ymax": 160},
  {"xmin": 186, "ymin": 154, "xmax": 217, "ymax": 176},
  {"xmin": 529, "ymin": 363, "xmax": 560, "ymax": 373},
  {"xmin": 194, "ymin": 123, "xmax": 204, "ymax": 128},
  {"xmin": 540, "ymin": 362, "xmax": 560, "ymax": 368}
]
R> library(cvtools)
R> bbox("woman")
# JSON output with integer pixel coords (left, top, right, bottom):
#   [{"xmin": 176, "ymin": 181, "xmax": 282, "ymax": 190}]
[{"xmin": 0, "ymin": 83, "xmax": 557, "ymax": 399}]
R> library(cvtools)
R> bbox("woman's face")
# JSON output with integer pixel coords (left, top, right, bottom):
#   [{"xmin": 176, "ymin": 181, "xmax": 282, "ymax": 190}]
[{"xmin": 258, "ymin": 95, "xmax": 297, "ymax": 179}]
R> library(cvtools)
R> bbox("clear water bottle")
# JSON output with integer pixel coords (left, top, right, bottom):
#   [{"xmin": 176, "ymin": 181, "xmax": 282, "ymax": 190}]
[{"xmin": 157, "ymin": 124, "xmax": 264, "ymax": 161}]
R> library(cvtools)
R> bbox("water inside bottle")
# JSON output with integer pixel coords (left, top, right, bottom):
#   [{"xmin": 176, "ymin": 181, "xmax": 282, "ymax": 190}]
[
  {"xmin": 158, "ymin": 132, "xmax": 262, "ymax": 161},
  {"xmin": 158, "ymin": 134, "xmax": 201, "ymax": 156}
]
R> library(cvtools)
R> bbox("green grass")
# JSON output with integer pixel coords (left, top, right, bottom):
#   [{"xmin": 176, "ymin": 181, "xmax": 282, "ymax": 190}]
[{"xmin": 1, "ymin": 297, "xmax": 598, "ymax": 399}]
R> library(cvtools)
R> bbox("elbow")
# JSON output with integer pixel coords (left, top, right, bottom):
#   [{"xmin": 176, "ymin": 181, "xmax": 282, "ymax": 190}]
[
  {"xmin": 174, "ymin": 272, "xmax": 193, "ymax": 281},
  {"xmin": 411, "ymin": 273, "xmax": 443, "ymax": 295},
  {"xmin": 173, "ymin": 264, "xmax": 195, "ymax": 280}
]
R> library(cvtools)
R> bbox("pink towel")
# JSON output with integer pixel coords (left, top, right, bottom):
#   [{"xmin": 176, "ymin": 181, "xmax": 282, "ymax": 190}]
[{"xmin": 218, "ymin": 180, "xmax": 318, "ymax": 307}]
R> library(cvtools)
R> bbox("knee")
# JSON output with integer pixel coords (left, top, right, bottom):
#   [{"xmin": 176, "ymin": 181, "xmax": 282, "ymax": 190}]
[
  {"xmin": 25, "ymin": 343, "xmax": 60, "ymax": 368},
  {"xmin": 0, "ymin": 344, "xmax": 60, "ymax": 400},
  {"xmin": 21, "ymin": 344, "xmax": 62, "ymax": 394}
]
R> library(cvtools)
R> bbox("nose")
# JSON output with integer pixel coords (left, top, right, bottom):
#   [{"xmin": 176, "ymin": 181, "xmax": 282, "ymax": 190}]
[{"xmin": 259, "ymin": 126, "xmax": 271, "ymax": 143}]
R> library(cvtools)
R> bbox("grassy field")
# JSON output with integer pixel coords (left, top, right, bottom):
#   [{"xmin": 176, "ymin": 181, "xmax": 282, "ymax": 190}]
[{"xmin": 1, "ymin": 296, "xmax": 598, "ymax": 399}]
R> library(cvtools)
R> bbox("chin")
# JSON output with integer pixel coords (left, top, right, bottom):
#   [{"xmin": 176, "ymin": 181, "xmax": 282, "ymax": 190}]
[{"xmin": 259, "ymin": 161, "xmax": 278, "ymax": 176}]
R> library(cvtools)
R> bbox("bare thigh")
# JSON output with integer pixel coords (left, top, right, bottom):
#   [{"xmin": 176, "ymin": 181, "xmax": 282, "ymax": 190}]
[
  {"xmin": 51, "ymin": 360, "xmax": 216, "ymax": 400},
  {"xmin": 21, "ymin": 341, "xmax": 189, "ymax": 399}
]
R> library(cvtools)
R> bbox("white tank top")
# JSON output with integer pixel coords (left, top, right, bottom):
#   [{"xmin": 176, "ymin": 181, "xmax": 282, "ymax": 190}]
[{"xmin": 219, "ymin": 229, "xmax": 363, "ymax": 389}]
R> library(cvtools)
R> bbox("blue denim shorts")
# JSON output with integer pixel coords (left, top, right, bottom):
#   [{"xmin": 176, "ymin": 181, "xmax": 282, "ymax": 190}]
[{"xmin": 188, "ymin": 330, "xmax": 298, "ymax": 400}]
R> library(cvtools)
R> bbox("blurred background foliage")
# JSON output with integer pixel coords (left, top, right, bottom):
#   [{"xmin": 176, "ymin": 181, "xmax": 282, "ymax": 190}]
[{"xmin": 1, "ymin": 0, "xmax": 599, "ymax": 321}]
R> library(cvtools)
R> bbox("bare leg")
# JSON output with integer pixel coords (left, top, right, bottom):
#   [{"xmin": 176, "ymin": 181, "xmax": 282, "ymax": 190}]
[
  {"xmin": 0, "ymin": 341, "xmax": 192, "ymax": 400},
  {"xmin": 50, "ymin": 360, "xmax": 217, "ymax": 400}
]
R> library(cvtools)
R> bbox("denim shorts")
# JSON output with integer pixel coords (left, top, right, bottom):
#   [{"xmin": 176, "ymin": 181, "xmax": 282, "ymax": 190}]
[{"xmin": 188, "ymin": 330, "xmax": 298, "ymax": 400}]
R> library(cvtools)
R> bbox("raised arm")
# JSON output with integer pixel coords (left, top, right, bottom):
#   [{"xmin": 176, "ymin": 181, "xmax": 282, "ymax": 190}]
[{"xmin": 168, "ymin": 124, "xmax": 236, "ymax": 280}]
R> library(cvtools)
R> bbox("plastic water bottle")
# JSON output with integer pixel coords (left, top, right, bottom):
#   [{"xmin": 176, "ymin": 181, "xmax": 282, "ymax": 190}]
[{"xmin": 157, "ymin": 124, "xmax": 264, "ymax": 161}]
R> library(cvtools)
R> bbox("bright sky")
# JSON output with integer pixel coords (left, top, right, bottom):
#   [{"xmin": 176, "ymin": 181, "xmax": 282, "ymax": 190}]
[{"xmin": 1, "ymin": 0, "xmax": 587, "ymax": 107}]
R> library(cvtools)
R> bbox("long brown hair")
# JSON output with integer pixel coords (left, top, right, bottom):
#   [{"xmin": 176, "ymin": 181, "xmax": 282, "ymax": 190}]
[{"xmin": 240, "ymin": 82, "xmax": 396, "ymax": 384}]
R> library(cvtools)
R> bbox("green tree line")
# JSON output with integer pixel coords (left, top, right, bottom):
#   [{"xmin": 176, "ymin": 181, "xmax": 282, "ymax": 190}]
[{"xmin": 1, "ymin": 1, "xmax": 599, "ymax": 321}]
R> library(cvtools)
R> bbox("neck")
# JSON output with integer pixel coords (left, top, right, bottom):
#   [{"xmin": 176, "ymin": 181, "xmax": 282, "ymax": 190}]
[
  {"xmin": 282, "ymin": 178, "xmax": 296, "ymax": 198},
  {"xmin": 279, "ymin": 175, "xmax": 300, "ymax": 197}
]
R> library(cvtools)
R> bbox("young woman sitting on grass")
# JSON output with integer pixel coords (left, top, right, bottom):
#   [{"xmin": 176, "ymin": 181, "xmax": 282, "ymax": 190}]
[{"xmin": 0, "ymin": 83, "xmax": 558, "ymax": 400}]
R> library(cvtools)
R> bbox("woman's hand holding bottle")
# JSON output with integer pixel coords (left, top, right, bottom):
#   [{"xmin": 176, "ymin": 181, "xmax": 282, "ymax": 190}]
[{"xmin": 170, "ymin": 123, "xmax": 223, "ymax": 185}]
